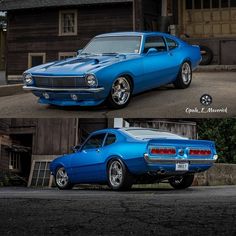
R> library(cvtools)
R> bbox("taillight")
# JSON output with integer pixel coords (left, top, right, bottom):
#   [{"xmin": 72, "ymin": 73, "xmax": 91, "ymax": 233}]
[
  {"xmin": 150, "ymin": 147, "xmax": 176, "ymax": 155},
  {"xmin": 189, "ymin": 149, "xmax": 211, "ymax": 156}
]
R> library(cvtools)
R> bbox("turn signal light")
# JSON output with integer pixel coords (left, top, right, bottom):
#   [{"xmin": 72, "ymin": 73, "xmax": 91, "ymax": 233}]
[
  {"xmin": 189, "ymin": 149, "xmax": 211, "ymax": 156},
  {"xmin": 150, "ymin": 148, "xmax": 176, "ymax": 155}
]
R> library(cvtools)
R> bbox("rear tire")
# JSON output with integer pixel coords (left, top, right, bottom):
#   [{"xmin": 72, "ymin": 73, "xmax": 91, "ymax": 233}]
[
  {"xmin": 107, "ymin": 159, "xmax": 133, "ymax": 191},
  {"xmin": 169, "ymin": 174, "xmax": 194, "ymax": 190},
  {"xmin": 55, "ymin": 167, "xmax": 73, "ymax": 190},
  {"xmin": 174, "ymin": 61, "xmax": 192, "ymax": 89}
]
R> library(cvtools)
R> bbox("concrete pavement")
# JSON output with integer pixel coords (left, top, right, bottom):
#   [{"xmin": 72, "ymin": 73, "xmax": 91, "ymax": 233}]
[{"xmin": 0, "ymin": 186, "xmax": 235, "ymax": 235}]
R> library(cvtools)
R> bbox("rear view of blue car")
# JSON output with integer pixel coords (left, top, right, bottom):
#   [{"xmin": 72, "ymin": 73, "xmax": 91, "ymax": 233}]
[
  {"xmin": 23, "ymin": 32, "xmax": 201, "ymax": 109},
  {"xmin": 50, "ymin": 128, "xmax": 217, "ymax": 191}
]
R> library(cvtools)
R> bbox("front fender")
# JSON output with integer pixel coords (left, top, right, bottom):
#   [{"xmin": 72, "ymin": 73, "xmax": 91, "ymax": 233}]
[{"xmin": 95, "ymin": 57, "xmax": 144, "ymax": 95}]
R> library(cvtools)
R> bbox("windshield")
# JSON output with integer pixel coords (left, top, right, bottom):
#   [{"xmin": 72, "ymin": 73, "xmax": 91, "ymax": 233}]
[
  {"xmin": 81, "ymin": 36, "xmax": 142, "ymax": 55},
  {"xmin": 124, "ymin": 129, "xmax": 188, "ymax": 140}
]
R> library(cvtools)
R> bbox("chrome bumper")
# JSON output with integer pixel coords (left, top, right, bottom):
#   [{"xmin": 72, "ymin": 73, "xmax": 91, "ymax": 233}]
[
  {"xmin": 144, "ymin": 154, "xmax": 218, "ymax": 165},
  {"xmin": 23, "ymin": 86, "xmax": 105, "ymax": 93}
]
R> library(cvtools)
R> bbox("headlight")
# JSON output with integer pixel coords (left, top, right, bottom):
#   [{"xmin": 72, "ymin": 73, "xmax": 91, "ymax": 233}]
[
  {"xmin": 23, "ymin": 73, "xmax": 33, "ymax": 85},
  {"xmin": 86, "ymin": 74, "xmax": 97, "ymax": 87}
]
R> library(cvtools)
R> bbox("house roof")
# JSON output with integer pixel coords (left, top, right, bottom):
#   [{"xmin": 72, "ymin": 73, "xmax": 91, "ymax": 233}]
[{"xmin": 0, "ymin": 0, "xmax": 133, "ymax": 11}]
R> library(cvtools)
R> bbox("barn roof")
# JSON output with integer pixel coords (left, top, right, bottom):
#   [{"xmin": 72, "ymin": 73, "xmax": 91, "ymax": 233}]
[{"xmin": 0, "ymin": 0, "xmax": 133, "ymax": 11}]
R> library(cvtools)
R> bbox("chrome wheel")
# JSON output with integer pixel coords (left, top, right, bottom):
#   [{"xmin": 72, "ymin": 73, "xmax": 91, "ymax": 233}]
[
  {"xmin": 111, "ymin": 77, "xmax": 131, "ymax": 105},
  {"xmin": 109, "ymin": 161, "xmax": 123, "ymax": 187},
  {"xmin": 181, "ymin": 62, "xmax": 192, "ymax": 85},
  {"xmin": 56, "ymin": 167, "xmax": 69, "ymax": 188}
]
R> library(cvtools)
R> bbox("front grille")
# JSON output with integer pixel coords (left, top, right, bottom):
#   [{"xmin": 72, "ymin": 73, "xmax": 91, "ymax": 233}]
[{"xmin": 33, "ymin": 76, "xmax": 87, "ymax": 88}]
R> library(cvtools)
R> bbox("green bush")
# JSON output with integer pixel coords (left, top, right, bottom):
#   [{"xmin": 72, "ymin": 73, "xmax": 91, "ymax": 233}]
[{"xmin": 197, "ymin": 119, "xmax": 236, "ymax": 164}]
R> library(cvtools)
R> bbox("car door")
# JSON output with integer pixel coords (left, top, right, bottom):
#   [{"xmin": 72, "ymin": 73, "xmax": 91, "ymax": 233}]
[
  {"xmin": 70, "ymin": 132, "xmax": 106, "ymax": 183},
  {"xmin": 141, "ymin": 35, "xmax": 179, "ymax": 90}
]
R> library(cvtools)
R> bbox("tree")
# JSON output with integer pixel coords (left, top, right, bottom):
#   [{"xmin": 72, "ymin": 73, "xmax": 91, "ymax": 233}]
[{"xmin": 197, "ymin": 119, "xmax": 236, "ymax": 164}]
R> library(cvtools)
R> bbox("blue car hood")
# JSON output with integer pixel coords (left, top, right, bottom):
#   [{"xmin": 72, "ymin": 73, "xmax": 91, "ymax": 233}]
[{"xmin": 27, "ymin": 54, "xmax": 136, "ymax": 76}]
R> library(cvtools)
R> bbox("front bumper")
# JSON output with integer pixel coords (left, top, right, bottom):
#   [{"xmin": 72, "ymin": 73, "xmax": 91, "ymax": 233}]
[{"xmin": 23, "ymin": 86, "xmax": 106, "ymax": 106}]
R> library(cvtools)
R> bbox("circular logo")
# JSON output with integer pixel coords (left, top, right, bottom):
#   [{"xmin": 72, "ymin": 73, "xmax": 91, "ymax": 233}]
[
  {"xmin": 178, "ymin": 149, "xmax": 184, "ymax": 156},
  {"xmin": 200, "ymin": 94, "xmax": 213, "ymax": 106}
]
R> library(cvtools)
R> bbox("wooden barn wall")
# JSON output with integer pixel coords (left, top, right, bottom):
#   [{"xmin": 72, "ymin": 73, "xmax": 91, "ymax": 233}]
[
  {"xmin": 0, "ymin": 145, "xmax": 9, "ymax": 170},
  {"xmin": 7, "ymin": 3, "xmax": 133, "ymax": 75},
  {"xmin": 32, "ymin": 119, "xmax": 77, "ymax": 155},
  {"xmin": 0, "ymin": 30, "xmax": 6, "ymax": 70},
  {"xmin": 142, "ymin": 0, "xmax": 162, "ymax": 31}
]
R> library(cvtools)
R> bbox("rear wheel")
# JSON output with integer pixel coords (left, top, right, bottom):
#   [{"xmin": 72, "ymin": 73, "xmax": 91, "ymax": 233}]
[
  {"xmin": 55, "ymin": 167, "xmax": 73, "ymax": 190},
  {"xmin": 174, "ymin": 61, "xmax": 192, "ymax": 89},
  {"xmin": 106, "ymin": 76, "xmax": 132, "ymax": 109},
  {"xmin": 169, "ymin": 174, "xmax": 194, "ymax": 189},
  {"xmin": 107, "ymin": 159, "xmax": 133, "ymax": 191}
]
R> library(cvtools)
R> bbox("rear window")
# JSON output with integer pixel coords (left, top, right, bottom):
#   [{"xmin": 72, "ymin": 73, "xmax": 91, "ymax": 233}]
[
  {"xmin": 124, "ymin": 129, "xmax": 187, "ymax": 140},
  {"xmin": 166, "ymin": 38, "xmax": 178, "ymax": 50}
]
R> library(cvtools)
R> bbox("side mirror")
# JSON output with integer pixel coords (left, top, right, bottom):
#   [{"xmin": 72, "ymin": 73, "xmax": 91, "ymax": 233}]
[
  {"xmin": 77, "ymin": 49, "xmax": 82, "ymax": 55},
  {"xmin": 146, "ymin": 48, "xmax": 158, "ymax": 55},
  {"xmin": 72, "ymin": 145, "xmax": 81, "ymax": 153}
]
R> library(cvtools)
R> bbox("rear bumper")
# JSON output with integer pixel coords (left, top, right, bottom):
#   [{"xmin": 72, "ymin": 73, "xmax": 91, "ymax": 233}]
[{"xmin": 143, "ymin": 153, "xmax": 218, "ymax": 173}]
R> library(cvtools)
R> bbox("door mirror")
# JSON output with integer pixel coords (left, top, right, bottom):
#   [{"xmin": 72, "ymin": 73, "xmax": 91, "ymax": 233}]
[
  {"xmin": 146, "ymin": 48, "xmax": 158, "ymax": 55},
  {"xmin": 71, "ymin": 145, "xmax": 81, "ymax": 153},
  {"xmin": 77, "ymin": 49, "xmax": 82, "ymax": 55}
]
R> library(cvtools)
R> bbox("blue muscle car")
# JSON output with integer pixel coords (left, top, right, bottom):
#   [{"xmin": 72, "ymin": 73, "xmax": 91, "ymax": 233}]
[
  {"xmin": 50, "ymin": 128, "xmax": 218, "ymax": 191},
  {"xmin": 23, "ymin": 32, "xmax": 201, "ymax": 109}
]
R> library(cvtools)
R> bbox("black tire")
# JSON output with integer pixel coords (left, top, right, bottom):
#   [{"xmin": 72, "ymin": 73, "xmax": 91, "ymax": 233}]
[
  {"xmin": 174, "ymin": 61, "xmax": 192, "ymax": 89},
  {"xmin": 55, "ymin": 167, "xmax": 74, "ymax": 190},
  {"xmin": 106, "ymin": 76, "xmax": 132, "ymax": 109},
  {"xmin": 107, "ymin": 159, "xmax": 133, "ymax": 191},
  {"xmin": 199, "ymin": 45, "xmax": 213, "ymax": 65},
  {"xmin": 169, "ymin": 174, "xmax": 194, "ymax": 190}
]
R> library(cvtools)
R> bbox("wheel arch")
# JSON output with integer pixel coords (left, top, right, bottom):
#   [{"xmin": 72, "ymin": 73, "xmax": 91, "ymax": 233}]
[
  {"xmin": 182, "ymin": 58, "xmax": 192, "ymax": 67},
  {"xmin": 112, "ymin": 73, "xmax": 134, "ymax": 93},
  {"xmin": 106, "ymin": 155, "xmax": 131, "ymax": 173}
]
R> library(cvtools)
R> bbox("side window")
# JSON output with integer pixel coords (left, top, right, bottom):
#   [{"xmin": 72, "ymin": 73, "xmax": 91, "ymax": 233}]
[
  {"xmin": 104, "ymin": 134, "xmax": 116, "ymax": 146},
  {"xmin": 82, "ymin": 133, "xmax": 106, "ymax": 150},
  {"xmin": 166, "ymin": 38, "xmax": 178, "ymax": 50},
  {"xmin": 144, "ymin": 36, "xmax": 167, "ymax": 53}
]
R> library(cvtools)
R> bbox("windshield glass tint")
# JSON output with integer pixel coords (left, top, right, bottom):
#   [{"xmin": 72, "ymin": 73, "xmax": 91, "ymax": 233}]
[
  {"xmin": 81, "ymin": 36, "xmax": 142, "ymax": 54},
  {"xmin": 125, "ymin": 129, "xmax": 187, "ymax": 139}
]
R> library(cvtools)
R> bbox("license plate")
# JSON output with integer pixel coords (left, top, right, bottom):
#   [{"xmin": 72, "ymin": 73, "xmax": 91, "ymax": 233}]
[{"xmin": 176, "ymin": 163, "xmax": 189, "ymax": 171}]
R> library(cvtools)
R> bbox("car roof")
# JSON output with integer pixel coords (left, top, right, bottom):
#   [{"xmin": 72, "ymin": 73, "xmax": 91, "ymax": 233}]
[
  {"xmin": 96, "ymin": 31, "xmax": 176, "ymax": 38},
  {"xmin": 90, "ymin": 127, "xmax": 170, "ymax": 134}
]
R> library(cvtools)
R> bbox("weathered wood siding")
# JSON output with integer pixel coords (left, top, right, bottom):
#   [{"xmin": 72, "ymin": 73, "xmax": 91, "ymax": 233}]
[
  {"xmin": 7, "ymin": 3, "xmax": 133, "ymax": 76},
  {"xmin": 32, "ymin": 119, "xmax": 77, "ymax": 155},
  {"xmin": 142, "ymin": 0, "xmax": 162, "ymax": 31}
]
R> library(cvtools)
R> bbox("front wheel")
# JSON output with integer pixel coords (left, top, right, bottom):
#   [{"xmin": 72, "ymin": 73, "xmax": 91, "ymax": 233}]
[
  {"xmin": 55, "ymin": 167, "xmax": 73, "ymax": 190},
  {"xmin": 174, "ymin": 61, "xmax": 192, "ymax": 89},
  {"xmin": 107, "ymin": 159, "xmax": 133, "ymax": 191},
  {"xmin": 169, "ymin": 174, "xmax": 194, "ymax": 190},
  {"xmin": 106, "ymin": 76, "xmax": 132, "ymax": 109}
]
